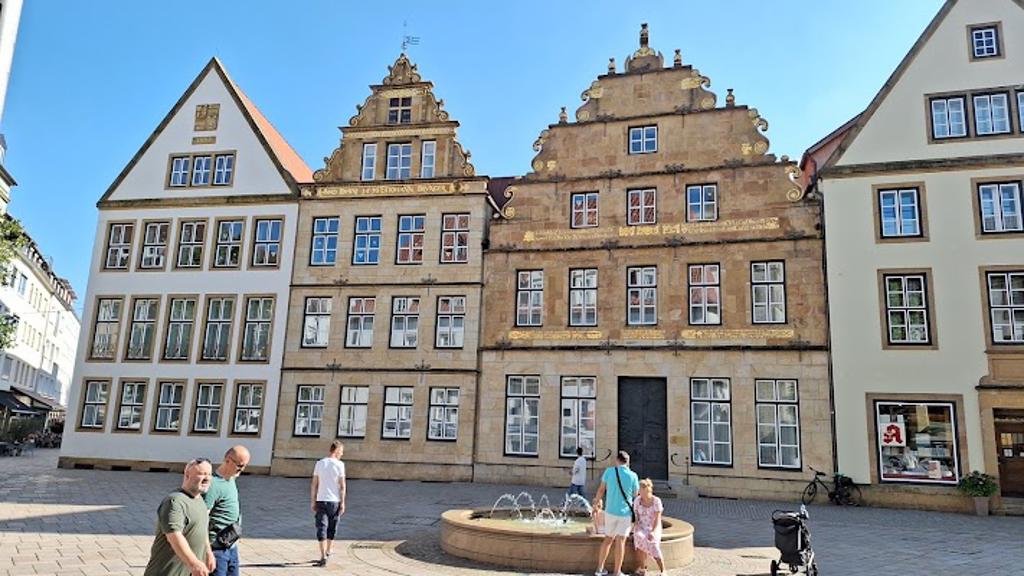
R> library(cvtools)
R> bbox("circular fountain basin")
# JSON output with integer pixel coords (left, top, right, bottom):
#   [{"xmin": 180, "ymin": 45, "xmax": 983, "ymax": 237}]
[{"xmin": 440, "ymin": 509, "xmax": 694, "ymax": 573}]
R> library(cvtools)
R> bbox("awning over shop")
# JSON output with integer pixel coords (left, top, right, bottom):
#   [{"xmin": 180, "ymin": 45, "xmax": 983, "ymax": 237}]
[{"xmin": 0, "ymin": 390, "xmax": 42, "ymax": 416}]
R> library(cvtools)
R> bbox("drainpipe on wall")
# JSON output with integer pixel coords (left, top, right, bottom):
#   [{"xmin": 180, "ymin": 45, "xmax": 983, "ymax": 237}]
[{"xmin": 815, "ymin": 176, "xmax": 841, "ymax": 477}]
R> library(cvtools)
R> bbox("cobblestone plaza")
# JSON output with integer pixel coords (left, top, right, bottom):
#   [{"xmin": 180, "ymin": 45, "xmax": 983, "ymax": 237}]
[{"xmin": 1, "ymin": 451, "xmax": 1022, "ymax": 575}]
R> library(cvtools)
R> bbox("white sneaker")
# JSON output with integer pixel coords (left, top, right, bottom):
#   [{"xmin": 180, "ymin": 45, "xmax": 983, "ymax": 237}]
[{"xmin": 594, "ymin": 571, "xmax": 608, "ymax": 576}]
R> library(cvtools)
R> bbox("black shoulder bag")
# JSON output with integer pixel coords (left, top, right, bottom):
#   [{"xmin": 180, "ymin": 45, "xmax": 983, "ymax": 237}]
[{"xmin": 614, "ymin": 467, "xmax": 637, "ymax": 523}]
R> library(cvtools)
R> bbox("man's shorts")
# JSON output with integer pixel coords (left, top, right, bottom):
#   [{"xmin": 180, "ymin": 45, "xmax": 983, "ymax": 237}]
[{"xmin": 603, "ymin": 512, "xmax": 632, "ymax": 537}]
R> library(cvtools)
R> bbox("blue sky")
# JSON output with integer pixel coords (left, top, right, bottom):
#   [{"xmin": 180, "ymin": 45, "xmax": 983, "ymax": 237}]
[{"xmin": 2, "ymin": 1, "xmax": 943, "ymax": 312}]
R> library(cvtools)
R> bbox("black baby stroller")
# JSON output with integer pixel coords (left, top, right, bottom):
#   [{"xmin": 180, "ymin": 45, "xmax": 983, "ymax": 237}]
[{"xmin": 770, "ymin": 505, "xmax": 818, "ymax": 576}]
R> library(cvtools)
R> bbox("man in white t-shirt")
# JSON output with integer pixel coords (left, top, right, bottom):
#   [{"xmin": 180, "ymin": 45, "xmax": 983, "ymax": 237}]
[
  {"xmin": 567, "ymin": 447, "xmax": 588, "ymax": 499},
  {"xmin": 311, "ymin": 441, "xmax": 346, "ymax": 567}
]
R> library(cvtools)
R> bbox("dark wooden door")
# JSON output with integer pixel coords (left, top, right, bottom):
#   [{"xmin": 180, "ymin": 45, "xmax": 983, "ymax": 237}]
[
  {"xmin": 995, "ymin": 415, "xmax": 1024, "ymax": 498},
  {"xmin": 617, "ymin": 377, "xmax": 668, "ymax": 480}
]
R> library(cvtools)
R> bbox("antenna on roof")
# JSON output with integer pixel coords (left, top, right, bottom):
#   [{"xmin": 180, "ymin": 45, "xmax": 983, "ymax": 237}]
[{"xmin": 401, "ymin": 20, "xmax": 420, "ymax": 53}]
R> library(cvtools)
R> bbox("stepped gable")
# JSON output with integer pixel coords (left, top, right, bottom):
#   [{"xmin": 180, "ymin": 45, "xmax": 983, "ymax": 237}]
[
  {"xmin": 527, "ymin": 24, "xmax": 776, "ymax": 183},
  {"xmin": 313, "ymin": 53, "xmax": 475, "ymax": 183}
]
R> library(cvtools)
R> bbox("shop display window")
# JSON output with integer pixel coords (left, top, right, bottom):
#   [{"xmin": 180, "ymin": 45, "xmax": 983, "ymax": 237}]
[{"xmin": 875, "ymin": 401, "xmax": 959, "ymax": 484}]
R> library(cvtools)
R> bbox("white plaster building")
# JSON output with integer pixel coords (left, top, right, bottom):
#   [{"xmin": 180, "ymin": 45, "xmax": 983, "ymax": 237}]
[
  {"xmin": 60, "ymin": 58, "xmax": 311, "ymax": 472},
  {"xmin": 811, "ymin": 0, "xmax": 1024, "ymax": 512}
]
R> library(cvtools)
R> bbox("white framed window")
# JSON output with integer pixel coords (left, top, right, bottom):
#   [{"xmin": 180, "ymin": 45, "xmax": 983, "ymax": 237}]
[
  {"xmin": 440, "ymin": 213, "xmax": 470, "ymax": 263},
  {"xmin": 80, "ymin": 380, "xmax": 109, "ymax": 429},
  {"xmin": 117, "ymin": 381, "xmax": 146, "ymax": 431},
  {"xmin": 191, "ymin": 155, "xmax": 212, "ymax": 186},
  {"xmin": 421, "ymin": 140, "xmax": 436, "ymax": 178},
  {"xmin": 169, "ymin": 156, "xmax": 191, "ymax": 187},
  {"xmin": 139, "ymin": 222, "xmax": 169, "ymax": 269},
  {"xmin": 104, "ymin": 223, "xmax": 134, "ymax": 270},
  {"xmin": 971, "ymin": 25, "xmax": 1000, "ymax": 59},
  {"xmin": 241, "ymin": 296, "xmax": 273, "ymax": 361},
  {"xmin": 396, "ymin": 215, "xmax": 425, "ymax": 264},
  {"xmin": 505, "ymin": 375, "xmax": 540, "ymax": 456},
  {"xmin": 687, "ymin": 184, "xmax": 718, "ymax": 222},
  {"xmin": 90, "ymin": 298, "xmax": 123, "ymax": 359},
  {"xmin": 311, "ymin": 217, "xmax": 340, "ymax": 265},
  {"xmin": 213, "ymin": 220, "xmax": 244, "ymax": 268},
  {"xmin": 987, "ymin": 272, "xmax": 1024, "ymax": 343},
  {"xmin": 382, "ymin": 386, "xmax": 413, "ymax": 439},
  {"xmin": 435, "ymin": 296, "xmax": 466, "ymax": 348},
  {"xmin": 251, "ymin": 219, "xmax": 282, "ymax": 267},
  {"xmin": 353, "ymin": 216, "xmax": 382, "ymax": 265},
  {"xmin": 176, "ymin": 221, "xmax": 206, "ymax": 268},
  {"xmin": 386, "ymin": 143, "xmax": 413, "ymax": 180},
  {"xmin": 560, "ymin": 376, "xmax": 596, "ymax": 458},
  {"xmin": 302, "ymin": 297, "xmax": 332, "ymax": 348},
  {"xmin": 878, "ymin": 188, "xmax": 922, "ymax": 237},
  {"xmin": 389, "ymin": 296, "xmax": 420, "ymax": 348},
  {"xmin": 930, "ymin": 96, "xmax": 967, "ymax": 139},
  {"xmin": 627, "ymin": 266, "xmax": 657, "ymax": 326},
  {"xmin": 883, "ymin": 274, "xmax": 931, "ymax": 345},
  {"xmin": 688, "ymin": 264, "xmax": 721, "ymax": 325},
  {"xmin": 691, "ymin": 378, "xmax": 731, "ymax": 466},
  {"xmin": 628, "ymin": 125, "xmax": 657, "ymax": 154},
  {"xmin": 294, "ymin": 385, "xmax": 324, "ymax": 437},
  {"xmin": 155, "ymin": 381, "xmax": 184, "ymax": 432},
  {"xmin": 569, "ymin": 269, "xmax": 598, "ymax": 327},
  {"xmin": 338, "ymin": 386, "xmax": 369, "ymax": 438},
  {"xmin": 387, "ymin": 97, "xmax": 412, "ymax": 124},
  {"xmin": 361, "ymin": 143, "xmax": 377, "ymax": 181},
  {"xmin": 233, "ymin": 383, "xmax": 263, "ymax": 434},
  {"xmin": 571, "ymin": 192, "xmax": 599, "ymax": 228},
  {"xmin": 876, "ymin": 401, "xmax": 959, "ymax": 484},
  {"xmin": 752, "ymin": 261, "xmax": 786, "ymax": 324},
  {"xmin": 213, "ymin": 153, "xmax": 234, "ymax": 186},
  {"xmin": 192, "ymin": 382, "xmax": 224, "ymax": 433},
  {"xmin": 202, "ymin": 297, "xmax": 234, "ymax": 361},
  {"xmin": 163, "ymin": 298, "xmax": 196, "ymax": 360},
  {"xmin": 346, "ymin": 297, "xmax": 375, "ymax": 348},
  {"xmin": 1019, "ymin": 92, "xmax": 1024, "ymax": 134},
  {"xmin": 627, "ymin": 188, "xmax": 657, "ymax": 225},
  {"xmin": 428, "ymin": 387, "xmax": 460, "ymax": 441},
  {"xmin": 974, "ymin": 93, "xmax": 1011, "ymax": 135},
  {"xmin": 516, "ymin": 270, "xmax": 544, "ymax": 327},
  {"xmin": 979, "ymin": 182, "xmax": 1023, "ymax": 233},
  {"xmin": 125, "ymin": 298, "xmax": 159, "ymax": 360},
  {"xmin": 756, "ymin": 379, "xmax": 800, "ymax": 469}
]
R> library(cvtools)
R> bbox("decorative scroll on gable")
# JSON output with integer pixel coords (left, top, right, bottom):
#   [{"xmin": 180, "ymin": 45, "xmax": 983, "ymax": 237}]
[{"xmin": 382, "ymin": 53, "xmax": 422, "ymax": 86}]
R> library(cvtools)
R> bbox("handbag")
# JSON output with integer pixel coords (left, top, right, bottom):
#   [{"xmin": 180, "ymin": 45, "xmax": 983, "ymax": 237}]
[
  {"xmin": 213, "ymin": 522, "xmax": 241, "ymax": 550},
  {"xmin": 614, "ymin": 467, "xmax": 637, "ymax": 523}
]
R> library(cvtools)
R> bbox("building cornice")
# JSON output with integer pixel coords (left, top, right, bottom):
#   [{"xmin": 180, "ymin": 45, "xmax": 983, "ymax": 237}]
[
  {"xmin": 819, "ymin": 153, "xmax": 1024, "ymax": 179},
  {"xmin": 97, "ymin": 193, "xmax": 297, "ymax": 210}
]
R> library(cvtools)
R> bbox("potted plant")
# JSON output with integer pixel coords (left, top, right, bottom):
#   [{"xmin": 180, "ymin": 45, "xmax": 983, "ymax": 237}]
[{"xmin": 957, "ymin": 471, "xmax": 998, "ymax": 516}]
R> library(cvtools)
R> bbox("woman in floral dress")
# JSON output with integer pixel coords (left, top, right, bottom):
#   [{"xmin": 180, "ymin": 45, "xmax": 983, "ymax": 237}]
[{"xmin": 632, "ymin": 478, "xmax": 664, "ymax": 575}]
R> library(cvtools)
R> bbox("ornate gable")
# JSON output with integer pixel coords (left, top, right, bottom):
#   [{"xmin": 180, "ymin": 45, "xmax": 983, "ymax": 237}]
[{"xmin": 313, "ymin": 54, "xmax": 475, "ymax": 183}]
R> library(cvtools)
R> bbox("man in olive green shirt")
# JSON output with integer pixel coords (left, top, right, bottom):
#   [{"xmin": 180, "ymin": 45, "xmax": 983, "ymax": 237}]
[
  {"xmin": 204, "ymin": 445, "xmax": 251, "ymax": 576},
  {"xmin": 145, "ymin": 458, "xmax": 217, "ymax": 576}
]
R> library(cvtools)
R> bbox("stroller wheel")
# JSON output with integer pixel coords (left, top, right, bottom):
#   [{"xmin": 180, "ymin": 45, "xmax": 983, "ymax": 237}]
[{"xmin": 770, "ymin": 560, "xmax": 779, "ymax": 576}]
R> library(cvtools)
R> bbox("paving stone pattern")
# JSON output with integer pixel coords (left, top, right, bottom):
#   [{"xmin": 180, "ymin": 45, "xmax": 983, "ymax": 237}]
[{"xmin": 1, "ymin": 451, "xmax": 1022, "ymax": 575}]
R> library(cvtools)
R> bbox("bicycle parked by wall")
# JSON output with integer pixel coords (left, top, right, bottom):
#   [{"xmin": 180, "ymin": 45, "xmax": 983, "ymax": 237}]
[{"xmin": 801, "ymin": 466, "xmax": 862, "ymax": 506}]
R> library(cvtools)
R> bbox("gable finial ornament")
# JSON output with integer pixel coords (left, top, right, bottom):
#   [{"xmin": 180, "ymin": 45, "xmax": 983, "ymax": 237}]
[
  {"xmin": 726, "ymin": 89, "xmax": 736, "ymax": 108},
  {"xmin": 608, "ymin": 57, "xmax": 616, "ymax": 74},
  {"xmin": 558, "ymin": 106, "xmax": 568, "ymax": 124},
  {"xmin": 383, "ymin": 53, "xmax": 422, "ymax": 86},
  {"xmin": 625, "ymin": 23, "xmax": 663, "ymax": 73},
  {"xmin": 636, "ymin": 23, "xmax": 654, "ymax": 57},
  {"xmin": 673, "ymin": 49, "xmax": 682, "ymax": 67}
]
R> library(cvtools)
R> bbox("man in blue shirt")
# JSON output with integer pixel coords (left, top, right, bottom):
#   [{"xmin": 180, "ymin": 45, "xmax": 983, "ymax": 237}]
[{"xmin": 592, "ymin": 450, "xmax": 639, "ymax": 576}]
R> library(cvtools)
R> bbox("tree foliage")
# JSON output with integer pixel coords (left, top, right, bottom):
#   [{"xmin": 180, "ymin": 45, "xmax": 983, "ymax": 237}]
[{"xmin": 0, "ymin": 216, "xmax": 28, "ymax": 350}]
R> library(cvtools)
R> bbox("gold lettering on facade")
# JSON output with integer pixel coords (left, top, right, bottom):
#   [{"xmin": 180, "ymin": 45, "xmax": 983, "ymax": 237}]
[
  {"xmin": 379, "ymin": 87, "xmax": 428, "ymax": 98},
  {"xmin": 522, "ymin": 218, "xmax": 780, "ymax": 242},
  {"xmin": 508, "ymin": 330, "xmax": 605, "ymax": 341},
  {"xmin": 309, "ymin": 182, "xmax": 459, "ymax": 198},
  {"xmin": 678, "ymin": 328, "xmax": 795, "ymax": 340},
  {"xmin": 194, "ymin": 104, "xmax": 220, "ymax": 131},
  {"xmin": 622, "ymin": 329, "xmax": 666, "ymax": 340},
  {"xmin": 191, "ymin": 136, "xmax": 216, "ymax": 145}
]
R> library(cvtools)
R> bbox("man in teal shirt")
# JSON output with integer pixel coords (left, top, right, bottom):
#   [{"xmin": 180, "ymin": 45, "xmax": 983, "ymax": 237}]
[
  {"xmin": 204, "ymin": 445, "xmax": 250, "ymax": 576},
  {"xmin": 592, "ymin": 450, "xmax": 639, "ymax": 576}
]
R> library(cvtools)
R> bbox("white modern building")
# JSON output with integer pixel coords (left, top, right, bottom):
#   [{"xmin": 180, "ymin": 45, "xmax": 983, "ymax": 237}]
[
  {"xmin": 60, "ymin": 58, "xmax": 310, "ymax": 472},
  {"xmin": 811, "ymin": 0, "xmax": 1024, "ymax": 512}
]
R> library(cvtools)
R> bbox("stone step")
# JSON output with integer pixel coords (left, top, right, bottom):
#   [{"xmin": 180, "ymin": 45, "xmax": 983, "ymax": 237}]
[{"xmin": 997, "ymin": 497, "xmax": 1024, "ymax": 516}]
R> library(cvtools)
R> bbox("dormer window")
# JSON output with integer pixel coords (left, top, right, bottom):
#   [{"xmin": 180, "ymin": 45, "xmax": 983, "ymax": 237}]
[
  {"xmin": 628, "ymin": 125, "xmax": 657, "ymax": 154},
  {"xmin": 970, "ymin": 24, "xmax": 1001, "ymax": 59},
  {"xmin": 388, "ymin": 97, "xmax": 412, "ymax": 125}
]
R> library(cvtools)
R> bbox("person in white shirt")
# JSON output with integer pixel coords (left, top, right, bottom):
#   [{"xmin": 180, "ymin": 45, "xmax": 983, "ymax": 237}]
[
  {"xmin": 568, "ymin": 447, "xmax": 588, "ymax": 499},
  {"xmin": 310, "ymin": 441, "xmax": 346, "ymax": 567}
]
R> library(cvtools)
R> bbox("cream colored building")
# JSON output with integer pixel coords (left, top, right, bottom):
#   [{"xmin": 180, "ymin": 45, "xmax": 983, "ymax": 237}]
[
  {"xmin": 815, "ymin": 0, "xmax": 1024, "ymax": 511},
  {"xmin": 60, "ymin": 58, "xmax": 311, "ymax": 472}
]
